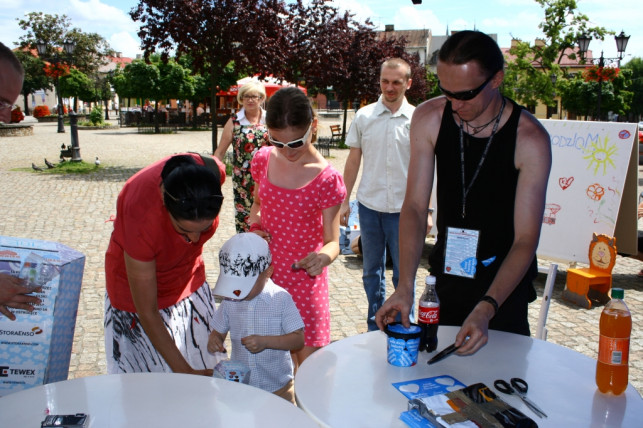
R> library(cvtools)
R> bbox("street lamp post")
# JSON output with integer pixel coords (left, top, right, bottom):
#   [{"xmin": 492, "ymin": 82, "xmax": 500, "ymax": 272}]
[
  {"xmin": 36, "ymin": 40, "xmax": 76, "ymax": 133},
  {"xmin": 577, "ymin": 31, "xmax": 630, "ymax": 121}
]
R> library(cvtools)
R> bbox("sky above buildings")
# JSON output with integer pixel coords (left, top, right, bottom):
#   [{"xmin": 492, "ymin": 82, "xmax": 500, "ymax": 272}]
[{"xmin": 1, "ymin": 0, "xmax": 640, "ymax": 64}]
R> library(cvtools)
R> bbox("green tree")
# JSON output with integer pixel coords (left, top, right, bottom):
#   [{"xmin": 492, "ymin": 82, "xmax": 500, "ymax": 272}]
[
  {"xmin": 59, "ymin": 68, "xmax": 96, "ymax": 110},
  {"xmin": 622, "ymin": 58, "xmax": 643, "ymax": 120},
  {"xmin": 14, "ymin": 50, "xmax": 50, "ymax": 115},
  {"xmin": 111, "ymin": 66, "xmax": 136, "ymax": 112},
  {"xmin": 558, "ymin": 72, "xmax": 596, "ymax": 119},
  {"xmin": 17, "ymin": 12, "xmax": 114, "ymax": 122},
  {"xmin": 131, "ymin": 0, "xmax": 290, "ymax": 152},
  {"xmin": 504, "ymin": 0, "xmax": 609, "ymax": 109},
  {"xmin": 123, "ymin": 60, "xmax": 160, "ymax": 104},
  {"xmin": 557, "ymin": 69, "xmax": 632, "ymax": 120}
]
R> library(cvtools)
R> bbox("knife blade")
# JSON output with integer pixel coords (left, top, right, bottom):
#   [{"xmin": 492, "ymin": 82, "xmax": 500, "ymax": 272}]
[{"xmin": 427, "ymin": 342, "xmax": 459, "ymax": 365}]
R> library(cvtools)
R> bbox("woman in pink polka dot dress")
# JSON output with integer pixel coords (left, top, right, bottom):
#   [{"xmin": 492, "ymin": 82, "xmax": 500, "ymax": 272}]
[{"xmin": 249, "ymin": 88, "xmax": 346, "ymax": 365}]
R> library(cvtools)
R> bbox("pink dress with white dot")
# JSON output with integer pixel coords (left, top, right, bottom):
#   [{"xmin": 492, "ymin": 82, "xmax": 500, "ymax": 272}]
[{"xmin": 251, "ymin": 146, "xmax": 346, "ymax": 347}]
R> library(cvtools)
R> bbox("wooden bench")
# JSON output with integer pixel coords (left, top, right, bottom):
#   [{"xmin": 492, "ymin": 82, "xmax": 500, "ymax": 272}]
[{"xmin": 329, "ymin": 125, "xmax": 342, "ymax": 147}]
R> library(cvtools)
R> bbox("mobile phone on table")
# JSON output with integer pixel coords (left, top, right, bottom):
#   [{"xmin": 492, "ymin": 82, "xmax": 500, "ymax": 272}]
[{"xmin": 41, "ymin": 413, "xmax": 88, "ymax": 427}]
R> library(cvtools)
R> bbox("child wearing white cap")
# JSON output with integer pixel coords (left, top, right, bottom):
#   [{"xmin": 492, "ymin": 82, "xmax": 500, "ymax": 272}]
[{"xmin": 208, "ymin": 233, "xmax": 304, "ymax": 404}]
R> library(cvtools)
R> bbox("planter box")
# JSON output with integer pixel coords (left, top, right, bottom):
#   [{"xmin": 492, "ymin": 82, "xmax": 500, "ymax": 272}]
[
  {"xmin": 0, "ymin": 124, "xmax": 34, "ymax": 137},
  {"xmin": 36, "ymin": 115, "xmax": 88, "ymax": 123}
]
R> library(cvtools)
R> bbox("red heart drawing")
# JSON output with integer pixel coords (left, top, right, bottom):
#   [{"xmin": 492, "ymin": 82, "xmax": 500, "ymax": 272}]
[
  {"xmin": 233, "ymin": 289, "xmax": 241, "ymax": 297},
  {"xmin": 559, "ymin": 177, "xmax": 574, "ymax": 190}
]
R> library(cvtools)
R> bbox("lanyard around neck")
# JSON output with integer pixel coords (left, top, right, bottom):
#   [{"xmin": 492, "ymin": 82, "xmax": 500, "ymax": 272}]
[{"xmin": 458, "ymin": 97, "xmax": 506, "ymax": 218}]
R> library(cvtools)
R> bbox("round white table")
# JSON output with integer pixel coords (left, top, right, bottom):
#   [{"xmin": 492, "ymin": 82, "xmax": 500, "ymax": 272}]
[
  {"xmin": 0, "ymin": 373, "xmax": 318, "ymax": 427},
  {"xmin": 295, "ymin": 327, "xmax": 643, "ymax": 427}
]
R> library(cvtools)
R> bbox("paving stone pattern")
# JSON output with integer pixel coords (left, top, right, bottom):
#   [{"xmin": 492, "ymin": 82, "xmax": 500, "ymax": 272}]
[{"xmin": 0, "ymin": 119, "xmax": 640, "ymax": 395}]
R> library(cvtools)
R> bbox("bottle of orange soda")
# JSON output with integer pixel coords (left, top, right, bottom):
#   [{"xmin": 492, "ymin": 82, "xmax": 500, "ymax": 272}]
[{"xmin": 596, "ymin": 288, "xmax": 631, "ymax": 395}]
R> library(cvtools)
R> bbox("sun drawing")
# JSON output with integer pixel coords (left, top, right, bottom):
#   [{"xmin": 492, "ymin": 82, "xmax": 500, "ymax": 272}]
[{"xmin": 583, "ymin": 136, "xmax": 617, "ymax": 175}]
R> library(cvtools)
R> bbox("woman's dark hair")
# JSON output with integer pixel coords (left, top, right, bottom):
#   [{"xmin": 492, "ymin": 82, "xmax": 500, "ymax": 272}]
[
  {"xmin": 438, "ymin": 30, "xmax": 504, "ymax": 77},
  {"xmin": 266, "ymin": 87, "xmax": 313, "ymax": 130},
  {"xmin": 160, "ymin": 155, "xmax": 223, "ymax": 221}
]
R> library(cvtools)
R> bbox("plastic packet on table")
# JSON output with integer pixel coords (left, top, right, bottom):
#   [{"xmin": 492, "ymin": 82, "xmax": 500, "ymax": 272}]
[
  {"xmin": 19, "ymin": 252, "xmax": 61, "ymax": 290},
  {"xmin": 212, "ymin": 359, "xmax": 251, "ymax": 384},
  {"xmin": 408, "ymin": 383, "xmax": 537, "ymax": 428}
]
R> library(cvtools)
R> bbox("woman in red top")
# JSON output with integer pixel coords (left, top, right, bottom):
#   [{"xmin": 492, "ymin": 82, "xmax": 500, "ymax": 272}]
[{"xmin": 104, "ymin": 154, "xmax": 226, "ymax": 375}]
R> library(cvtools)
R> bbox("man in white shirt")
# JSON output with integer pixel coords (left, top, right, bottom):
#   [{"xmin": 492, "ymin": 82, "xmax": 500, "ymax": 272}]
[{"xmin": 340, "ymin": 58, "xmax": 416, "ymax": 331}]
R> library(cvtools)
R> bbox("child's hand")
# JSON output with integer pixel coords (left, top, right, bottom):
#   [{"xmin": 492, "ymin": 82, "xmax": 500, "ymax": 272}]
[
  {"xmin": 207, "ymin": 332, "xmax": 226, "ymax": 354},
  {"xmin": 241, "ymin": 335, "xmax": 266, "ymax": 353},
  {"xmin": 251, "ymin": 229, "xmax": 271, "ymax": 243},
  {"xmin": 293, "ymin": 252, "xmax": 330, "ymax": 277}
]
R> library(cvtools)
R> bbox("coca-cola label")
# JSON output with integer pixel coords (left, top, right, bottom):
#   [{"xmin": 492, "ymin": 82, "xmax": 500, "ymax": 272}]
[{"xmin": 418, "ymin": 305, "xmax": 439, "ymax": 324}]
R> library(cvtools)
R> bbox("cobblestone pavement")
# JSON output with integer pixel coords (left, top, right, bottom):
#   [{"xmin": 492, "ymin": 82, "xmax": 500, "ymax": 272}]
[{"xmin": 0, "ymin": 119, "xmax": 640, "ymax": 395}]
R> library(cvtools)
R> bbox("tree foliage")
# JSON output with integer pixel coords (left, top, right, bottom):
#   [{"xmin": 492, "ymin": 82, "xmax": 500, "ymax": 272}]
[
  {"xmin": 558, "ymin": 68, "xmax": 632, "ymax": 119},
  {"xmin": 14, "ymin": 50, "xmax": 50, "ymax": 115},
  {"xmin": 17, "ymin": 12, "xmax": 113, "ymax": 76},
  {"xmin": 622, "ymin": 58, "xmax": 643, "ymax": 120},
  {"xmin": 130, "ymin": 0, "xmax": 429, "ymax": 149},
  {"xmin": 16, "ymin": 12, "xmax": 114, "ymax": 114},
  {"xmin": 504, "ymin": 0, "xmax": 609, "ymax": 108},
  {"xmin": 60, "ymin": 68, "xmax": 96, "ymax": 105},
  {"xmin": 131, "ymin": 0, "xmax": 290, "ymax": 150}
]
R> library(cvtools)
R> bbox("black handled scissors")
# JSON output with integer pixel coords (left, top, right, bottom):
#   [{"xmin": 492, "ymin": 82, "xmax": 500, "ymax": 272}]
[{"xmin": 494, "ymin": 377, "xmax": 547, "ymax": 418}]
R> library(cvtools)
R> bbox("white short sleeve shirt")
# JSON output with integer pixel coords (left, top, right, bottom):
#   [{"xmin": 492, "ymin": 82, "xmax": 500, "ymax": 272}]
[{"xmin": 345, "ymin": 96, "xmax": 415, "ymax": 213}]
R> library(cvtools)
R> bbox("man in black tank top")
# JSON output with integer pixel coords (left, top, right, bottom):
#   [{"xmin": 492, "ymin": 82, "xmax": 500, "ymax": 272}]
[{"xmin": 375, "ymin": 31, "xmax": 552, "ymax": 357}]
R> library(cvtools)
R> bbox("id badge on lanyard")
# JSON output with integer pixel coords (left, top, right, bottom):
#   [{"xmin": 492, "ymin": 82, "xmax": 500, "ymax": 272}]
[{"xmin": 444, "ymin": 227, "xmax": 480, "ymax": 278}]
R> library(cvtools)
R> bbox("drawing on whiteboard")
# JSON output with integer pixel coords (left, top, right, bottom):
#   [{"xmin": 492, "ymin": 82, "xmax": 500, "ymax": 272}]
[
  {"xmin": 586, "ymin": 183, "xmax": 605, "ymax": 201},
  {"xmin": 583, "ymin": 136, "xmax": 617, "ymax": 175},
  {"xmin": 543, "ymin": 203, "xmax": 561, "ymax": 225},
  {"xmin": 558, "ymin": 176, "xmax": 574, "ymax": 190}
]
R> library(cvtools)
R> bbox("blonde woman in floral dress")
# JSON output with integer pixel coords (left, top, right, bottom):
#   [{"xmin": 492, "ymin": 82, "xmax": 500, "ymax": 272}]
[{"xmin": 215, "ymin": 81, "xmax": 269, "ymax": 232}]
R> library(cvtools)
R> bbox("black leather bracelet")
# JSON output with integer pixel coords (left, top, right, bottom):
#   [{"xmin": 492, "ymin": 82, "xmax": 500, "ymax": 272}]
[{"xmin": 480, "ymin": 295, "xmax": 499, "ymax": 317}]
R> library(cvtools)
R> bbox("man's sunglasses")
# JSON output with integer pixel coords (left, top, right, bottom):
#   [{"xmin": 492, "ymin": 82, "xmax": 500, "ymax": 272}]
[
  {"xmin": 438, "ymin": 72, "xmax": 497, "ymax": 101},
  {"xmin": 268, "ymin": 123, "xmax": 312, "ymax": 149}
]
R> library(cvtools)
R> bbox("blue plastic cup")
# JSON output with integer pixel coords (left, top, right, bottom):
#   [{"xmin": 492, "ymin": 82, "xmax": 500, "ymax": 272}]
[{"xmin": 385, "ymin": 322, "xmax": 422, "ymax": 367}]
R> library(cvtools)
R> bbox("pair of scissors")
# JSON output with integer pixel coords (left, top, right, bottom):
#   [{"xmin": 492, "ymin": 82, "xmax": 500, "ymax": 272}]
[{"xmin": 494, "ymin": 377, "xmax": 548, "ymax": 418}]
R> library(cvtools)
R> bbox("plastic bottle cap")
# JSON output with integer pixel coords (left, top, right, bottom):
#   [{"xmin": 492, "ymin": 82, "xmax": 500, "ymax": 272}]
[
  {"xmin": 425, "ymin": 275, "xmax": 436, "ymax": 285},
  {"xmin": 611, "ymin": 288, "xmax": 624, "ymax": 299}
]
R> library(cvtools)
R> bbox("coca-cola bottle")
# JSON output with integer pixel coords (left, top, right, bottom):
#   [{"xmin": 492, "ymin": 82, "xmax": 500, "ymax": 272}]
[{"xmin": 418, "ymin": 275, "xmax": 439, "ymax": 352}]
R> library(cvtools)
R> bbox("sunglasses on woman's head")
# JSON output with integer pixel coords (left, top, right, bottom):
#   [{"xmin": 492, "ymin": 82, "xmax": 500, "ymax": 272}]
[
  {"xmin": 438, "ymin": 72, "xmax": 497, "ymax": 101},
  {"xmin": 268, "ymin": 123, "xmax": 312, "ymax": 149}
]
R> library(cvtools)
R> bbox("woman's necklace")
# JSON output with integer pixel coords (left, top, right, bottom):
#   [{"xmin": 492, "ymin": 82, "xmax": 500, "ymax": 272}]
[
  {"xmin": 245, "ymin": 109, "xmax": 262, "ymax": 125},
  {"xmin": 463, "ymin": 98, "xmax": 506, "ymax": 136}
]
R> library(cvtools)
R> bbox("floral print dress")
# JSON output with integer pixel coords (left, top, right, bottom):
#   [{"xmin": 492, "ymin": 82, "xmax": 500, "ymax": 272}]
[{"xmin": 230, "ymin": 108, "xmax": 269, "ymax": 232}]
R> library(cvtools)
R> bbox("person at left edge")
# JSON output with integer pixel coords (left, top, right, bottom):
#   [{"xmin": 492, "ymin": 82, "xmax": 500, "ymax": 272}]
[
  {"xmin": 0, "ymin": 42, "xmax": 42, "ymax": 320},
  {"xmin": 104, "ymin": 153, "xmax": 226, "ymax": 376}
]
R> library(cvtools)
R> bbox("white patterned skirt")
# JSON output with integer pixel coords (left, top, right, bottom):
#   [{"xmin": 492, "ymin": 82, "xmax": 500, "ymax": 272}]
[{"xmin": 104, "ymin": 282, "xmax": 223, "ymax": 373}]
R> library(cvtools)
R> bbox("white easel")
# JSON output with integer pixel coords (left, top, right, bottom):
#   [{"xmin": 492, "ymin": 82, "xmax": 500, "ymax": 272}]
[{"xmin": 535, "ymin": 263, "xmax": 559, "ymax": 341}]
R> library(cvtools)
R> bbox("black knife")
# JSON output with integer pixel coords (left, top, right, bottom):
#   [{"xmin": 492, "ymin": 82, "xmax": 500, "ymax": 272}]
[{"xmin": 427, "ymin": 342, "xmax": 459, "ymax": 365}]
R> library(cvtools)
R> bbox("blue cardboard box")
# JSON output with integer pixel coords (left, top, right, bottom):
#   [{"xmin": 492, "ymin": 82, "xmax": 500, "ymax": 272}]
[{"xmin": 0, "ymin": 236, "xmax": 85, "ymax": 397}]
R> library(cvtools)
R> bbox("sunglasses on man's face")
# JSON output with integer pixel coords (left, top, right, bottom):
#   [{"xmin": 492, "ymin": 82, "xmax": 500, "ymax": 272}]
[
  {"xmin": 438, "ymin": 72, "xmax": 497, "ymax": 101},
  {"xmin": 268, "ymin": 123, "xmax": 312, "ymax": 149}
]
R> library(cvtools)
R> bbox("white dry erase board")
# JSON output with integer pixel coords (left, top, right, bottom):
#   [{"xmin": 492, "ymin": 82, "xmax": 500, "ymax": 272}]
[{"xmin": 537, "ymin": 120, "xmax": 638, "ymax": 264}]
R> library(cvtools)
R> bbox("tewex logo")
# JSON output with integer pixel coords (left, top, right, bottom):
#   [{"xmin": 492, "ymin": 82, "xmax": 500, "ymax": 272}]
[{"xmin": 0, "ymin": 366, "xmax": 36, "ymax": 377}]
